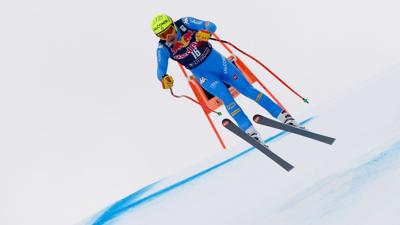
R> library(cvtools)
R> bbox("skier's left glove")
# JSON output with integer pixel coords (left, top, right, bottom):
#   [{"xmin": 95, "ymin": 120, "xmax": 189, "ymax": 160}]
[
  {"xmin": 196, "ymin": 30, "xmax": 212, "ymax": 42},
  {"xmin": 161, "ymin": 74, "xmax": 174, "ymax": 89}
]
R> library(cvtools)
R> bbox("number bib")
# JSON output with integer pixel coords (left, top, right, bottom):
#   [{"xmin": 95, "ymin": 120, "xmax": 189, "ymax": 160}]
[{"xmin": 160, "ymin": 19, "xmax": 212, "ymax": 69}]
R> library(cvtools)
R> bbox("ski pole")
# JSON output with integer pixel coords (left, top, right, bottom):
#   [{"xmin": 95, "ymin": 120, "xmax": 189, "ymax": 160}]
[
  {"xmin": 210, "ymin": 37, "xmax": 309, "ymax": 104},
  {"xmin": 169, "ymin": 88, "xmax": 222, "ymax": 116}
]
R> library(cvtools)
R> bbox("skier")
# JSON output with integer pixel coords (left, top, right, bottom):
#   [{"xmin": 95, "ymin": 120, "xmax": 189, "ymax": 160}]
[{"xmin": 151, "ymin": 13, "xmax": 300, "ymax": 143}]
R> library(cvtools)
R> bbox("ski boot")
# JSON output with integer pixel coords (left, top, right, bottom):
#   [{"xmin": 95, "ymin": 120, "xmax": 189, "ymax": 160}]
[
  {"xmin": 277, "ymin": 110, "xmax": 302, "ymax": 128},
  {"xmin": 245, "ymin": 125, "xmax": 268, "ymax": 147}
]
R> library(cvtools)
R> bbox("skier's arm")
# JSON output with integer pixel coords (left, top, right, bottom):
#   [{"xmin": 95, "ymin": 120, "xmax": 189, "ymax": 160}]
[
  {"xmin": 182, "ymin": 17, "xmax": 217, "ymax": 33},
  {"xmin": 156, "ymin": 43, "xmax": 171, "ymax": 81}
]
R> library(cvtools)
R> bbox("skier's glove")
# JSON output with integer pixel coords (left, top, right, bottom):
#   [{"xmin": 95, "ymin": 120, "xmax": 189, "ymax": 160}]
[
  {"xmin": 161, "ymin": 74, "xmax": 174, "ymax": 89},
  {"xmin": 196, "ymin": 30, "xmax": 212, "ymax": 42}
]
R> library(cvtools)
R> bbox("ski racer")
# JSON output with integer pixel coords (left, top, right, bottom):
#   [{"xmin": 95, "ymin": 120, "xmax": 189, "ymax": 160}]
[{"xmin": 151, "ymin": 13, "xmax": 300, "ymax": 143}]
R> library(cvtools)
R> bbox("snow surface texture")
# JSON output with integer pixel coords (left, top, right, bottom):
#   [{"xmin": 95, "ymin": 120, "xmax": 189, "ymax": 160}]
[{"xmin": 80, "ymin": 64, "xmax": 400, "ymax": 225}]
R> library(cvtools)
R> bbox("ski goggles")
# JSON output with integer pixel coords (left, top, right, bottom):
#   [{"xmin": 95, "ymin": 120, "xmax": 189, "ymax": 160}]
[{"xmin": 157, "ymin": 25, "xmax": 176, "ymax": 40}]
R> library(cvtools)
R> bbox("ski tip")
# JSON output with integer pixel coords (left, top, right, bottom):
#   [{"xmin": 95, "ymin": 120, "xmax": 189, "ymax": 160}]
[
  {"xmin": 253, "ymin": 114, "xmax": 261, "ymax": 122},
  {"xmin": 287, "ymin": 165, "xmax": 295, "ymax": 171},
  {"xmin": 222, "ymin": 119, "xmax": 231, "ymax": 127}
]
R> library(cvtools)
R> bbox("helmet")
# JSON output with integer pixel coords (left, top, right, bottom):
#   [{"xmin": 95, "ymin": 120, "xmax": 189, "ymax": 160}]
[{"xmin": 151, "ymin": 13, "xmax": 174, "ymax": 36}]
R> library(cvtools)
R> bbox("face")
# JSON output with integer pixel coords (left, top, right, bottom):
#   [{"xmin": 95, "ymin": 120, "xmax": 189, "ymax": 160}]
[{"xmin": 158, "ymin": 25, "xmax": 177, "ymax": 43}]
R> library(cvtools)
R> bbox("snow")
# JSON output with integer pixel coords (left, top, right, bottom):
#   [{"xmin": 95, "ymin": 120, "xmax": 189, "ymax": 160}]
[
  {"xmin": 81, "ymin": 64, "xmax": 400, "ymax": 225},
  {"xmin": 2, "ymin": 1, "xmax": 400, "ymax": 224}
]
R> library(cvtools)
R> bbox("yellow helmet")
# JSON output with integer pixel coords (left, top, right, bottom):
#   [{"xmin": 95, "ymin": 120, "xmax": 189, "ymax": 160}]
[{"xmin": 151, "ymin": 13, "xmax": 173, "ymax": 36}]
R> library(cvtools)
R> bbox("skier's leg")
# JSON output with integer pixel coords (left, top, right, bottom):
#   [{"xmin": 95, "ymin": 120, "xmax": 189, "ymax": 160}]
[
  {"xmin": 220, "ymin": 56, "xmax": 283, "ymax": 118},
  {"xmin": 222, "ymin": 58, "xmax": 301, "ymax": 127},
  {"xmin": 190, "ymin": 49, "xmax": 265, "ymax": 140},
  {"xmin": 193, "ymin": 72, "xmax": 253, "ymax": 132}
]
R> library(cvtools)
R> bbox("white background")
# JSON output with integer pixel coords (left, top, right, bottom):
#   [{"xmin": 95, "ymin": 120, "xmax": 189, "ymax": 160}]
[{"xmin": 1, "ymin": 0, "xmax": 399, "ymax": 224}]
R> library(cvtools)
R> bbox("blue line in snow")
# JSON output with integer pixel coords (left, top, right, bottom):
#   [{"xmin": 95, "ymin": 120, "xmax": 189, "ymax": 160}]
[
  {"xmin": 91, "ymin": 117, "xmax": 315, "ymax": 225},
  {"xmin": 274, "ymin": 140, "xmax": 400, "ymax": 219},
  {"xmin": 91, "ymin": 181, "xmax": 159, "ymax": 225}
]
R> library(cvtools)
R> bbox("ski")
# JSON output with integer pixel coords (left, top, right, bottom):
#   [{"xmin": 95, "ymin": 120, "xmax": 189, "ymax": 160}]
[
  {"xmin": 253, "ymin": 114, "xmax": 336, "ymax": 145},
  {"xmin": 222, "ymin": 119, "xmax": 294, "ymax": 171}
]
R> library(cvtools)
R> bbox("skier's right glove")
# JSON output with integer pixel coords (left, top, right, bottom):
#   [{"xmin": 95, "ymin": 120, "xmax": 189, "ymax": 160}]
[{"xmin": 161, "ymin": 74, "xmax": 174, "ymax": 89}]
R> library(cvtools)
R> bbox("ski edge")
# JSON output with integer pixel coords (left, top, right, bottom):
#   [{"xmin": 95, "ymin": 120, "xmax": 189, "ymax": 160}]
[{"xmin": 253, "ymin": 114, "xmax": 336, "ymax": 145}]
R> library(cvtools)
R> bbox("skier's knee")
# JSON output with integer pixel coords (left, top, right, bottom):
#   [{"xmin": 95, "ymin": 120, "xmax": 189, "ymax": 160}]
[
  {"xmin": 255, "ymin": 92, "xmax": 263, "ymax": 103},
  {"xmin": 218, "ymin": 92, "xmax": 234, "ymax": 104}
]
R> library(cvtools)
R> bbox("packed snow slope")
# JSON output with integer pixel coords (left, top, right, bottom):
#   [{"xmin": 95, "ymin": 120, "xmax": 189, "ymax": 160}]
[{"xmin": 82, "ymin": 64, "xmax": 400, "ymax": 225}]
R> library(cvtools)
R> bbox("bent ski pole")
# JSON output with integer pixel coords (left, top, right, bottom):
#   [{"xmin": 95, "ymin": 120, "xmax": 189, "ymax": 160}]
[
  {"xmin": 210, "ymin": 37, "xmax": 309, "ymax": 104},
  {"xmin": 169, "ymin": 88, "xmax": 222, "ymax": 116}
]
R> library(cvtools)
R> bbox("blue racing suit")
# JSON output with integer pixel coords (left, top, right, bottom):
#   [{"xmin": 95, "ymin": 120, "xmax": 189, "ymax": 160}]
[{"xmin": 156, "ymin": 17, "xmax": 283, "ymax": 131}]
